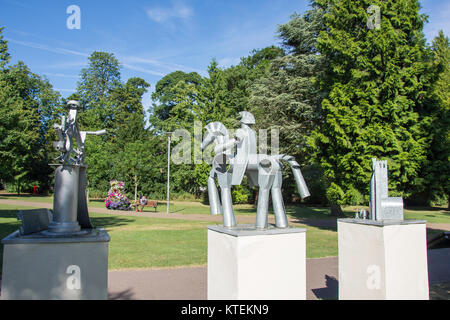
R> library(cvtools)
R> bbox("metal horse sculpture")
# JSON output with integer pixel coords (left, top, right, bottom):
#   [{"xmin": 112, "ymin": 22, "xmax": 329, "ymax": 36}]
[{"xmin": 201, "ymin": 111, "xmax": 310, "ymax": 229}]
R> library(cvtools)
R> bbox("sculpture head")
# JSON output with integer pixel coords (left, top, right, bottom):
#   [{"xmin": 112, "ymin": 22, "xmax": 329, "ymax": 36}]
[
  {"xmin": 239, "ymin": 111, "xmax": 255, "ymax": 125},
  {"xmin": 67, "ymin": 100, "xmax": 81, "ymax": 110},
  {"xmin": 201, "ymin": 122, "xmax": 229, "ymax": 150}
]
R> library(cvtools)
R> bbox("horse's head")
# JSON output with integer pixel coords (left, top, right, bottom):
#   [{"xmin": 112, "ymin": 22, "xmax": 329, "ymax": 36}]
[{"xmin": 201, "ymin": 122, "xmax": 229, "ymax": 150}]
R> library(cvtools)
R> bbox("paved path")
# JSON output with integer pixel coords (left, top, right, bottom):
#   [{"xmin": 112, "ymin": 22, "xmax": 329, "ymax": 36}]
[
  {"xmin": 107, "ymin": 257, "xmax": 339, "ymax": 300},
  {"xmin": 107, "ymin": 248, "xmax": 450, "ymax": 300}
]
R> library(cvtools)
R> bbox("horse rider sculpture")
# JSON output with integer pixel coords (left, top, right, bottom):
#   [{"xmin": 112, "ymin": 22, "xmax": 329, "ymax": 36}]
[{"xmin": 201, "ymin": 111, "xmax": 310, "ymax": 230}]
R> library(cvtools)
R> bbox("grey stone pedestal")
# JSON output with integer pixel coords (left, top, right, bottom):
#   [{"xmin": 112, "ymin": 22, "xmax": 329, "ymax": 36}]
[{"xmin": 1, "ymin": 228, "xmax": 110, "ymax": 300}]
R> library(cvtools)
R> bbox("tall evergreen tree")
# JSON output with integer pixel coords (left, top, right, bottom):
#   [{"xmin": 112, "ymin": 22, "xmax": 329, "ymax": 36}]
[
  {"xmin": 308, "ymin": 0, "xmax": 433, "ymax": 208},
  {"xmin": 109, "ymin": 77, "xmax": 150, "ymax": 147},
  {"xmin": 76, "ymin": 51, "xmax": 121, "ymax": 130},
  {"xmin": 0, "ymin": 26, "xmax": 10, "ymax": 69},
  {"xmin": 420, "ymin": 31, "xmax": 450, "ymax": 206},
  {"xmin": 249, "ymin": 6, "xmax": 327, "ymax": 204}
]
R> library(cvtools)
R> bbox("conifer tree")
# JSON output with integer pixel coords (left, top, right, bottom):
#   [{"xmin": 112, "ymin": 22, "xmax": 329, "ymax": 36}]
[{"xmin": 308, "ymin": 0, "xmax": 433, "ymax": 206}]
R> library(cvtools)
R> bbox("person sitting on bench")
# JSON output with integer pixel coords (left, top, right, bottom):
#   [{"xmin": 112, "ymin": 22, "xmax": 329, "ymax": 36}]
[{"xmin": 136, "ymin": 194, "xmax": 148, "ymax": 213}]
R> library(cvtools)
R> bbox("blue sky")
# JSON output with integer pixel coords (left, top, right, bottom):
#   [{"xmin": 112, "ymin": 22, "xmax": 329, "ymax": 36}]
[{"xmin": 0, "ymin": 0, "xmax": 448, "ymax": 111}]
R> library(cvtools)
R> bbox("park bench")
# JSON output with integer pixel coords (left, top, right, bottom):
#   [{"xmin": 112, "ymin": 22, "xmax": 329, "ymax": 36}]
[
  {"xmin": 132, "ymin": 199, "xmax": 158, "ymax": 212},
  {"xmin": 147, "ymin": 200, "xmax": 158, "ymax": 212}
]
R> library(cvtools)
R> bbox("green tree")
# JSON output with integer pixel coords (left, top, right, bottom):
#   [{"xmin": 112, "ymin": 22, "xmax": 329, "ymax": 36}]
[
  {"xmin": 249, "ymin": 6, "xmax": 327, "ymax": 204},
  {"xmin": 225, "ymin": 46, "xmax": 284, "ymax": 114},
  {"xmin": 76, "ymin": 51, "xmax": 121, "ymax": 130},
  {"xmin": 420, "ymin": 31, "xmax": 450, "ymax": 206},
  {"xmin": 109, "ymin": 77, "xmax": 150, "ymax": 147},
  {"xmin": 0, "ymin": 26, "xmax": 10, "ymax": 69},
  {"xmin": 149, "ymin": 70, "xmax": 202, "ymax": 131},
  {"xmin": 308, "ymin": 0, "xmax": 433, "ymax": 210},
  {"xmin": 0, "ymin": 61, "xmax": 61, "ymax": 193}
]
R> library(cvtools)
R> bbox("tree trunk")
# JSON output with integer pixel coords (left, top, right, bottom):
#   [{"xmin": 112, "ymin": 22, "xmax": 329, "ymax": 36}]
[
  {"xmin": 134, "ymin": 175, "xmax": 138, "ymax": 202},
  {"xmin": 330, "ymin": 204, "xmax": 344, "ymax": 217}
]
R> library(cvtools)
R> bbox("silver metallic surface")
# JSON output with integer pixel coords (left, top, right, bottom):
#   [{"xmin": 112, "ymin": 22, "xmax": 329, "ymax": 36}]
[
  {"xmin": 17, "ymin": 209, "xmax": 53, "ymax": 235},
  {"xmin": 48, "ymin": 165, "xmax": 81, "ymax": 233},
  {"xmin": 369, "ymin": 158, "xmax": 404, "ymax": 220},
  {"xmin": 201, "ymin": 111, "xmax": 310, "ymax": 230},
  {"xmin": 50, "ymin": 100, "xmax": 106, "ymax": 233},
  {"xmin": 1, "ymin": 229, "xmax": 109, "ymax": 300},
  {"xmin": 207, "ymin": 175, "xmax": 222, "ymax": 215},
  {"xmin": 1, "ymin": 101, "xmax": 110, "ymax": 300}
]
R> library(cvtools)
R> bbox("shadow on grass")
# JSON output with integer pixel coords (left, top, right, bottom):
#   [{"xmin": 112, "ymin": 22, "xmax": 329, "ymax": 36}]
[
  {"xmin": 427, "ymin": 227, "xmax": 450, "ymax": 250},
  {"xmin": 0, "ymin": 194, "xmax": 50, "ymax": 200},
  {"xmin": 89, "ymin": 215, "xmax": 137, "ymax": 231},
  {"xmin": 285, "ymin": 206, "xmax": 354, "ymax": 232},
  {"xmin": 405, "ymin": 206, "xmax": 450, "ymax": 213}
]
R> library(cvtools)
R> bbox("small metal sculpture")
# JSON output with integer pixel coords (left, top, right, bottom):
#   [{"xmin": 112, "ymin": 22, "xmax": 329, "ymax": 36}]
[
  {"xmin": 46, "ymin": 100, "xmax": 106, "ymax": 234},
  {"xmin": 368, "ymin": 158, "xmax": 403, "ymax": 220},
  {"xmin": 201, "ymin": 111, "xmax": 310, "ymax": 229}
]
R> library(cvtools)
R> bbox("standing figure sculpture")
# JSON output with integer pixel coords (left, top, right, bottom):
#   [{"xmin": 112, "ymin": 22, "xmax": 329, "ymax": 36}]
[
  {"xmin": 47, "ymin": 100, "xmax": 106, "ymax": 234},
  {"xmin": 201, "ymin": 111, "xmax": 310, "ymax": 230}
]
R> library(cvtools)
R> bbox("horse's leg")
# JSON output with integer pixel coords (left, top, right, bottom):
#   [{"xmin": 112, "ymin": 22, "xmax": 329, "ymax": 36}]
[
  {"xmin": 256, "ymin": 160, "xmax": 275, "ymax": 229},
  {"xmin": 207, "ymin": 171, "xmax": 222, "ymax": 215},
  {"xmin": 217, "ymin": 172, "xmax": 236, "ymax": 228},
  {"xmin": 271, "ymin": 164, "xmax": 288, "ymax": 228}
]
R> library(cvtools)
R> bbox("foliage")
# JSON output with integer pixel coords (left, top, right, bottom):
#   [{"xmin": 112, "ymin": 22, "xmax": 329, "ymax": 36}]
[
  {"xmin": 1, "ymin": 3, "xmax": 448, "ymax": 209},
  {"xmin": 416, "ymin": 30, "xmax": 450, "ymax": 206},
  {"xmin": 308, "ymin": 0, "xmax": 435, "ymax": 205},
  {"xmin": 0, "ymin": 30, "xmax": 62, "ymax": 194}
]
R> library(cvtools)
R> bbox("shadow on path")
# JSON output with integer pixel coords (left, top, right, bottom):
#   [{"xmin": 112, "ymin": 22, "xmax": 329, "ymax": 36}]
[
  {"xmin": 311, "ymin": 275, "xmax": 338, "ymax": 300},
  {"xmin": 108, "ymin": 288, "xmax": 135, "ymax": 300}
]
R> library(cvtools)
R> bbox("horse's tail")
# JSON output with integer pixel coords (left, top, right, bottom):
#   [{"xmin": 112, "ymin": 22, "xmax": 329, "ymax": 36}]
[{"xmin": 278, "ymin": 155, "xmax": 311, "ymax": 199}]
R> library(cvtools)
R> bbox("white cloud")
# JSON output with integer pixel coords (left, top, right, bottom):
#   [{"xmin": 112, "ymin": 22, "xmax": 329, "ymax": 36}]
[
  {"xmin": 54, "ymin": 88, "xmax": 76, "ymax": 93},
  {"xmin": 146, "ymin": 2, "xmax": 193, "ymax": 23},
  {"xmin": 5, "ymin": 38, "xmax": 89, "ymax": 57},
  {"xmin": 122, "ymin": 63, "xmax": 166, "ymax": 77},
  {"xmin": 43, "ymin": 72, "xmax": 79, "ymax": 79},
  {"xmin": 122, "ymin": 55, "xmax": 204, "ymax": 74}
]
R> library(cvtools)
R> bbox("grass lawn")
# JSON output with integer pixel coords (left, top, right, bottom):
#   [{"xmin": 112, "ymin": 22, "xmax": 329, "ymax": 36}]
[{"xmin": 0, "ymin": 199, "xmax": 448, "ymax": 273}]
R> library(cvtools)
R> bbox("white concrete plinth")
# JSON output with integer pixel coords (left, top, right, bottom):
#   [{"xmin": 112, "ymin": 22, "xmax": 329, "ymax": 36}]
[
  {"xmin": 338, "ymin": 219, "xmax": 429, "ymax": 300},
  {"xmin": 207, "ymin": 225, "xmax": 306, "ymax": 300}
]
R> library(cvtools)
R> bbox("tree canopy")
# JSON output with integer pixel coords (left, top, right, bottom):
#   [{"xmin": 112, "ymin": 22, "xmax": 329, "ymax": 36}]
[{"xmin": 0, "ymin": 1, "xmax": 448, "ymax": 207}]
